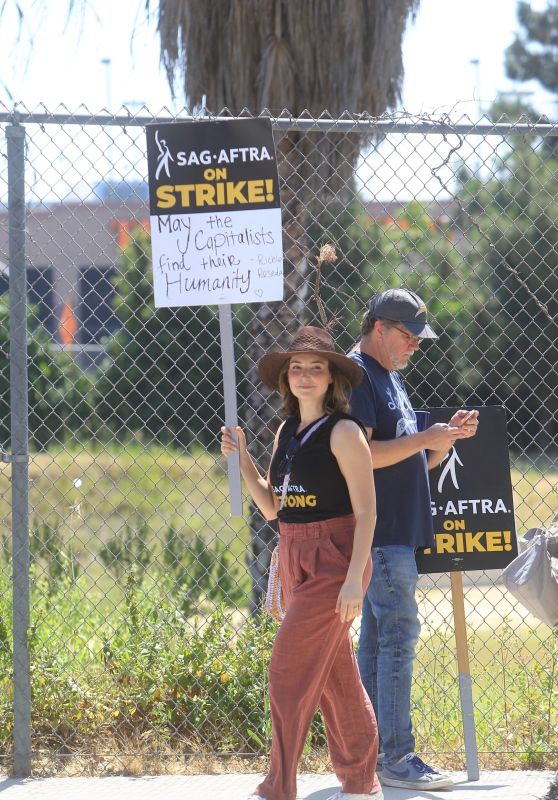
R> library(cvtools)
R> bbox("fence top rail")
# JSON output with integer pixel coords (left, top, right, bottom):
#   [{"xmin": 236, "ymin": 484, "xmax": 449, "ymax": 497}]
[{"xmin": 1, "ymin": 109, "xmax": 558, "ymax": 138}]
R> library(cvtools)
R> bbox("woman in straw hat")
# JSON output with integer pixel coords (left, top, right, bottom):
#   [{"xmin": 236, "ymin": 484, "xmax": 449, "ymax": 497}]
[{"xmin": 221, "ymin": 326, "xmax": 382, "ymax": 800}]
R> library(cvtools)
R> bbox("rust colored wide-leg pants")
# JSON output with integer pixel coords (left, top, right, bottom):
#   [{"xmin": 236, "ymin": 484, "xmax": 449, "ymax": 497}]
[{"xmin": 255, "ymin": 515, "xmax": 380, "ymax": 800}]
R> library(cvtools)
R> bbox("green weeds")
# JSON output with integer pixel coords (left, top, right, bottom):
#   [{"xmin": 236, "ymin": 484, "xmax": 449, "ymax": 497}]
[{"xmin": 0, "ymin": 444, "xmax": 556, "ymax": 769}]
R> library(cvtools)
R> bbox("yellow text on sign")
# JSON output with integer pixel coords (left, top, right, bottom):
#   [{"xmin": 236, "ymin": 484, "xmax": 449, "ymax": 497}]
[
  {"xmin": 423, "ymin": 529, "xmax": 513, "ymax": 555},
  {"xmin": 156, "ymin": 179, "xmax": 275, "ymax": 209}
]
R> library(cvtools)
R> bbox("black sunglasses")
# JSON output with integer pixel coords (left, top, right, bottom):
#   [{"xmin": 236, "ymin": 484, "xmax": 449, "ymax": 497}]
[
  {"xmin": 277, "ymin": 437, "xmax": 301, "ymax": 478},
  {"xmin": 382, "ymin": 320, "xmax": 421, "ymax": 344}
]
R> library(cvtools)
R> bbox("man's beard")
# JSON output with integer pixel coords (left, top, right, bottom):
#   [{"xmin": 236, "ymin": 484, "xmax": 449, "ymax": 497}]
[{"xmin": 391, "ymin": 353, "xmax": 412, "ymax": 371}]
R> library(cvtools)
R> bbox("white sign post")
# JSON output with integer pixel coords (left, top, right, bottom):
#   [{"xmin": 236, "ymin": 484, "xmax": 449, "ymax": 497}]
[
  {"xmin": 146, "ymin": 118, "xmax": 283, "ymax": 516},
  {"xmin": 218, "ymin": 303, "xmax": 243, "ymax": 516}
]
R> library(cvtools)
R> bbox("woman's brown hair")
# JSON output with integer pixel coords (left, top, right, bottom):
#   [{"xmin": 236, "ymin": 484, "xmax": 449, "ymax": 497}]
[{"xmin": 277, "ymin": 360, "xmax": 351, "ymax": 417}]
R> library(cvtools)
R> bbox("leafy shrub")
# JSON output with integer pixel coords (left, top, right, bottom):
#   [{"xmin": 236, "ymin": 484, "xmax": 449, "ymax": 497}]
[
  {"xmin": 30, "ymin": 520, "xmax": 81, "ymax": 591},
  {"xmin": 20, "ymin": 571, "xmax": 276, "ymax": 755},
  {"xmin": 98, "ymin": 520, "xmax": 153, "ymax": 580},
  {"xmin": 95, "ymin": 233, "xmax": 224, "ymax": 448},
  {"xmin": 99, "ymin": 524, "xmax": 246, "ymax": 615},
  {"xmin": 0, "ymin": 296, "xmax": 96, "ymax": 451}
]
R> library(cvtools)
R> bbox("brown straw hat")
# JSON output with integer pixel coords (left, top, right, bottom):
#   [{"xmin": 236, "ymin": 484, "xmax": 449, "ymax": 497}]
[{"xmin": 258, "ymin": 326, "xmax": 362, "ymax": 390}]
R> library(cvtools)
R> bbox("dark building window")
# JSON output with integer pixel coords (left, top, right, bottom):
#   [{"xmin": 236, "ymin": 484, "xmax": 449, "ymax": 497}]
[
  {"xmin": 78, "ymin": 266, "xmax": 120, "ymax": 344},
  {"xmin": 28, "ymin": 267, "xmax": 55, "ymax": 334},
  {"xmin": 0, "ymin": 267, "xmax": 55, "ymax": 334}
]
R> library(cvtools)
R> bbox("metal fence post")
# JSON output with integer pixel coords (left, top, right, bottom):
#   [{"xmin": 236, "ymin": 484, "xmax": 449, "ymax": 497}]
[{"xmin": 7, "ymin": 122, "xmax": 31, "ymax": 778}]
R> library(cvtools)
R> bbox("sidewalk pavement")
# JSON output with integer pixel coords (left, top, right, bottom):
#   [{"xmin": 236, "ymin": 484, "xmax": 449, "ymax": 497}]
[{"xmin": 0, "ymin": 771, "xmax": 554, "ymax": 799}]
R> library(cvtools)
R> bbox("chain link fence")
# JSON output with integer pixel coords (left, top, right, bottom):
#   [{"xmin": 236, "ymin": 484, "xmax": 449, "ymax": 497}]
[{"xmin": 0, "ymin": 106, "xmax": 557, "ymax": 776}]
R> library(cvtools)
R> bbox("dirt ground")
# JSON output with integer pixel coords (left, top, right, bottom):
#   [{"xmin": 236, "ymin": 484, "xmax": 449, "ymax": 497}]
[{"xmin": 417, "ymin": 583, "xmax": 541, "ymax": 631}]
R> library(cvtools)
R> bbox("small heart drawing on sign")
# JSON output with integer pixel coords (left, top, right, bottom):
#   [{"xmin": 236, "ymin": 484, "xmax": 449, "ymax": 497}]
[{"xmin": 255, "ymin": 289, "xmax": 263, "ymax": 297}]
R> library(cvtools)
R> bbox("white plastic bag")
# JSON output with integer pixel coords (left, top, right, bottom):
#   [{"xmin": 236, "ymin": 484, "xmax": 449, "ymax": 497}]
[{"xmin": 502, "ymin": 529, "xmax": 558, "ymax": 628}]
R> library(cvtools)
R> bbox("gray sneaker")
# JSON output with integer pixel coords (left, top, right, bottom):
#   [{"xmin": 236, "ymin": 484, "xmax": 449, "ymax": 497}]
[
  {"xmin": 380, "ymin": 752, "xmax": 454, "ymax": 790},
  {"xmin": 376, "ymin": 752, "xmax": 384, "ymax": 777}
]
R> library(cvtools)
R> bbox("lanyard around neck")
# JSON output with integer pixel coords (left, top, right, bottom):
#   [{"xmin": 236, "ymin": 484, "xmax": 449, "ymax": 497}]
[{"xmin": 279, "ymin": 415, "xmax": 329, "ymax": 511}]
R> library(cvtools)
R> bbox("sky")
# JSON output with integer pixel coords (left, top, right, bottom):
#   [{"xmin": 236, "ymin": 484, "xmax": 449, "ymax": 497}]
[
  {"xmin": 0, "ymin": 0, "xmax": 554, "ymax": 119},
  {"xmin": 403, "ymin": 0, "xmax": 554, "ymax": 119}
]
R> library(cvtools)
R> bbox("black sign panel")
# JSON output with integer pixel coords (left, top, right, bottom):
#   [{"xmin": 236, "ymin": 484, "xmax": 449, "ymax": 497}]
[
  {"xmin": 416, "ymin": 406, "xmax": 517, "ymax": 574},
  {"xmin": 146, "ymin": 118, "xmax": 280, "ymax": 216}
]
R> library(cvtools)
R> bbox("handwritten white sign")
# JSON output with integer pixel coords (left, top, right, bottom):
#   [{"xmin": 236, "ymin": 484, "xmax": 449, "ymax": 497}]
[{"xmin": 151, "ymin": 208, "xmax": 283, "ymax": 307}]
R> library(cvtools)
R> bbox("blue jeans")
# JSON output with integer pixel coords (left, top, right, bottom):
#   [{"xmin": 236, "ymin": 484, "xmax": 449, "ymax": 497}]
[{"xmin": 357, "ymin": 545, "xmax": 421, "ymax": 765}]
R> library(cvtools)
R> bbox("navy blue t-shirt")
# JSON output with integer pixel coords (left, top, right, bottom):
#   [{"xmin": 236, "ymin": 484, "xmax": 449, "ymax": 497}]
[{"xmin": 349, "ymin": 350, "xmax": 434, "ymax": 550}]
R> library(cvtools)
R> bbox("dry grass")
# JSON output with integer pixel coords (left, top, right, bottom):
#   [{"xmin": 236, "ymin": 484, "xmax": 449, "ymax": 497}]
[
  {"xmin": 0, "ymin": 449, "xmax": 555, "ymax": 559},
  {"xmin": 511, "ymin": 465, "xmax": 558, "ymax": 533}
]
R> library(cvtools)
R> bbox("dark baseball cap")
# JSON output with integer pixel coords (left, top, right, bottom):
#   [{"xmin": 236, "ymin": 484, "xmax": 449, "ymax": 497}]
[{"xmin": 368, "ymin": 288, "xmax": 438, "ymax": 339}]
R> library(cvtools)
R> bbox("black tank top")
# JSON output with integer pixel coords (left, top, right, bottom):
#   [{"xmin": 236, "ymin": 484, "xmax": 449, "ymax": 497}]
[{"xmin": 269, "ymin": 411, "xmax": 366, "ymax": 523}]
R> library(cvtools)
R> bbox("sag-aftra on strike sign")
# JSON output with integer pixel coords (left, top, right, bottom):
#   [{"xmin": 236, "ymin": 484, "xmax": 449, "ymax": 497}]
[
  {"xmin": 146, "ymin": 118, "xmax": 283, "ymax": 308},
  {"xmin": 416, "ymin": 406, "xmax": 518, "ymax": 574}
]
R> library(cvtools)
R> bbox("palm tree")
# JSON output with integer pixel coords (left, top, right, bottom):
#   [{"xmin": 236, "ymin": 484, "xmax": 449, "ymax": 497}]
[{"xmin": 152, "ymin": 0, "xmax": 419, "ymax": 612}]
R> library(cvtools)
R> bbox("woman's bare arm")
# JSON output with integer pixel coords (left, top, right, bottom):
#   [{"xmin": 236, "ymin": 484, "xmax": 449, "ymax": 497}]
[
  {"xmin": 330, "ymin": 419, "xmax": 376, "ymax": 622},
  {"xmin": 220, "ymin": 424, "xmax": 282, "ymax": 520}
]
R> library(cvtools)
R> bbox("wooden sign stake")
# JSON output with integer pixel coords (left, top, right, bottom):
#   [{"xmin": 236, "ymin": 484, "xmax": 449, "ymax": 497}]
[{"xmin": 450, "ymin": 571, "xmax": 480, "ymax": 781}]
